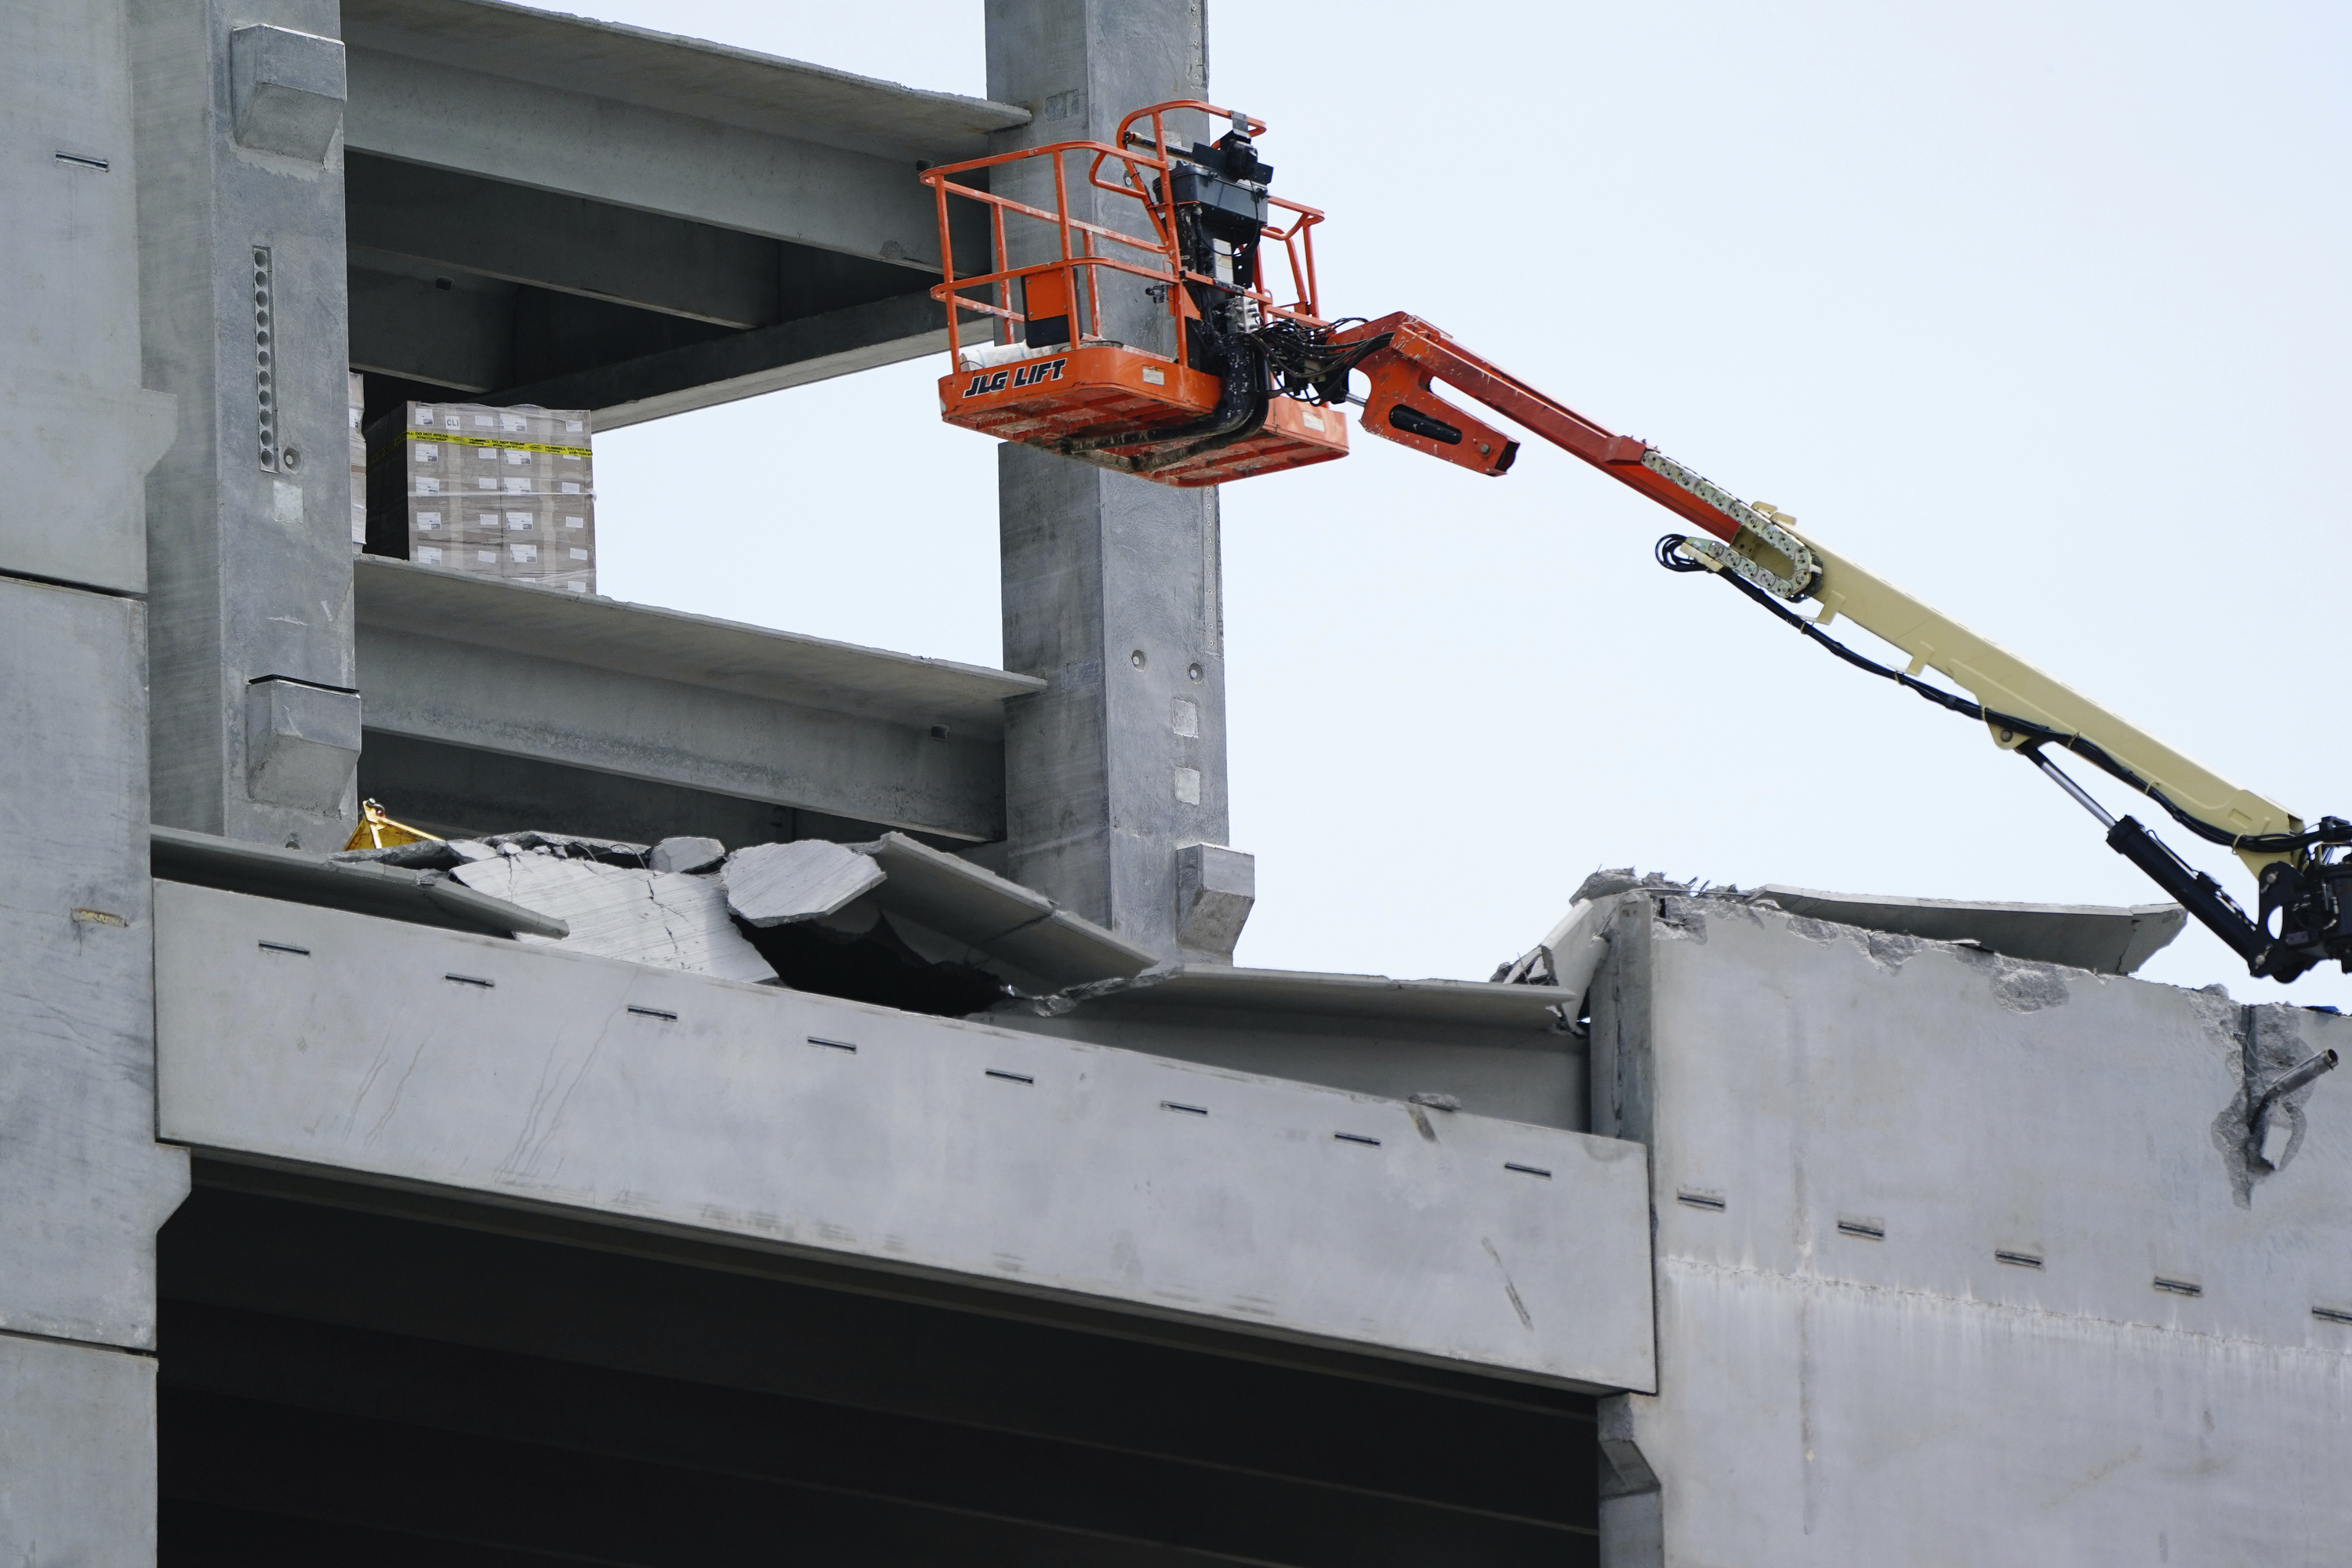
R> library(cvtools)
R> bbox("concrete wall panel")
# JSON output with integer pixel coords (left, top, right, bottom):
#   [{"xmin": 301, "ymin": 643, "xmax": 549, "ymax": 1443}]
[
  {"xmin": 1594, "ymin": 894, "xmax": 2352, "ymax": 1563},
  {"xmin": 0, "ymin": 1337, "xmax": 160, "ymax": 1568},
  {"xmin": 0, "ymin": 579, "xmax": 190, "ymax": 1349},
  {"xmin": 154, "ymin": 881, "xmax": 1655, "ymax": 1392},
  {"xmin": 0, "ymin": 2, "xmax": 176, "ymax": 592}
]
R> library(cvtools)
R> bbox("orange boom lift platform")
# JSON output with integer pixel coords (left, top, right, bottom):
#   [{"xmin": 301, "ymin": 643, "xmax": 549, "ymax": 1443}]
[{"xmin": 921, "ymin": 103, "xmax": 1350, "ymax": 487}]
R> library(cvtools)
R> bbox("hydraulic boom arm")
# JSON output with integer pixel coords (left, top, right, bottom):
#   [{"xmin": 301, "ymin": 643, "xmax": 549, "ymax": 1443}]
[
  {"xmin": 916, "ymin": 102, "xmax": 2351, "ymax": 983},
  {"xmin": 1319, "ymin": 314, "xmax": 2352, "ymax": 982}
]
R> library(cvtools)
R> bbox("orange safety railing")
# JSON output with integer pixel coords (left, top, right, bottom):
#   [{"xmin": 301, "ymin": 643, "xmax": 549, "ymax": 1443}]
[{"xmin": 919, "ymin": 100, "xmax": 1326, "ymax": 368}]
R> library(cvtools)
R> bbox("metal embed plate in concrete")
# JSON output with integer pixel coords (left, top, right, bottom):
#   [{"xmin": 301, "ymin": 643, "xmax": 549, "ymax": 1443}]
[{"xmin": 154, "ymin": 882, "xmax": 1655, "ymax": 1392}]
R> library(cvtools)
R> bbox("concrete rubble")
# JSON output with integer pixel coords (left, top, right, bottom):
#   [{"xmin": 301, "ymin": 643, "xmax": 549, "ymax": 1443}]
[
  {"xmin": 339, "ymin": 831, "xmax": 775, "ymax": 983},
  {"xmin": 450, "ymin": 854, "xmax": 779, "ymax": 985},
  {"xmin": 722, "ymin": 839, "xmax": 887, "ymax": 927},
  {"xmin": 332, "ymin": 826, "xmax": 1158, "ymax": 1008},
  {"xmin": 1497, "ymin": 867, "xmax": 2193, "ymax": 1014}
]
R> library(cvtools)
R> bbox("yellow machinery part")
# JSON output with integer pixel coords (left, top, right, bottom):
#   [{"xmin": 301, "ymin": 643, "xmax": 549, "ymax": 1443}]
[{"xmin": 343, "ymin": 799, "xmax": 445, "ymax": 852}]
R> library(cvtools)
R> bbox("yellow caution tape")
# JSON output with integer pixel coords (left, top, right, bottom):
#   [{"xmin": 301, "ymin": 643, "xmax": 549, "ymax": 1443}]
[{"xmin": 401, "ymin": 433, "xmax": 592, "ymax": 458}]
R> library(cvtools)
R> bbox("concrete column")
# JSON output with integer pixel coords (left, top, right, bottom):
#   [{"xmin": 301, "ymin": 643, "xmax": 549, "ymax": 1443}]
[
  {"xmin": 133, "ymin": 0, "xmax": 359, "ymax": 850},
  {"xmin": 0, "ymin": 3, "xmax": 194, "ymax": 1563},
  {"xmin": 987, "ymin": 1, "xmax": 1253, "ymax": 961}
]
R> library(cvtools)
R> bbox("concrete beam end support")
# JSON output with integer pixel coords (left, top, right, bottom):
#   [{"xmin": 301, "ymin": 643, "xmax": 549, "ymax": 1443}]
[
  {"xmin": 1175, "ymin": 842, "xmax": 1254, "ymax": 961},
  {"xmin": 230, "ymin": 24, "xmax": 347, "ymax": 163},
  {"xmin": 245, "ymin": 677, "xmax": 361, "ymax": 815}
]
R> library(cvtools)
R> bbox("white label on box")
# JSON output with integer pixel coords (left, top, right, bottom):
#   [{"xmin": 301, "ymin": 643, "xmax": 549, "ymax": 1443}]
[
  {"xmin": 500, "ymin": 412, "xmax": 526, "ymax": 432},
  {"xmin": 561, "ymin": 452, "xmax": 583, "ymax": 463},
  {"xmin": 414, "ymin": 443, "xmax": 439, "ymax": 463},
  {"xmin": 476, "ymin": 549, "xmax": 498, "ymax": 564},
  {"xmin": 472, "ymin": 412, "xmax": 493, "ymax": 427},
  {"xmin": 563, "ymin": 515, "xmax": 584, "ymax": 528},
  {"xmin": 416, "ymin": 546, "xmax": 443, "ymax": 564},
  {"xmin": 506, "ymin": 511, "xmax": 532, "ymax": 531},
  {"xmin": 567, "ymin": 582, "xmax": 587, "ymax": 592},
  {"xmin": 561, "ymin": 481, "xmax": 582, "ymax": 495},
  {"xmin": 503, "ymin": 477, "xmax": 528, "ymax": 494},
  {"xmin": 414, "ymin": 406, "xmax": 435, "ymax": 425},
  {"xmin": 511, "ymin": 544, "xmax": 538, "ymax": 562},
  {"xmin": 568, "ymin": 546, "xmax": 589, "ymax": 561},
  {"xmin": 416, "ymin": 511, "xmax": 442, "ymax": 530},
  {"xmin": 506, "ymin": 449, "xmax": 530, "ymax": 465},
  {"xmin": 564, "ymin": 419, "xmax": 584, "ymax": 433},
  {"xmin": 415, "ymin": 477, "xmax": 441, "ymax": 495},
  {"xmin": 477, "ymin": 477, "xmax": 497, "ymax": 491},
  {"xmin": 441, "ymin": 413, "xmax": 460, "ymax": 430},
  {"xmin": 476, "ymin": 445, "xmax": 497, "ymax": 459}
]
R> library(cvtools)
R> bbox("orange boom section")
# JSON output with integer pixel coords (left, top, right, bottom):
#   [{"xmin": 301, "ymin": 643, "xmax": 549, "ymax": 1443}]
[{"xmin": 920, "ymin": 103, "xmax": 1348, "ymax": 487}]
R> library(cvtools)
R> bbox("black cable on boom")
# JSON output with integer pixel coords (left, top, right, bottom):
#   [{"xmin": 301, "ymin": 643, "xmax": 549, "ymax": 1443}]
[{"xmin": 1653, "ymin": 534, "xmax": 2352, "ymax": 858}]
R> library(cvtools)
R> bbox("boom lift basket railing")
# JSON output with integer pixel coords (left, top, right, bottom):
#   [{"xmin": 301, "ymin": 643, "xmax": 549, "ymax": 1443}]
[{"xmin": 918, "ymin": 103, "xmax": 1348, "ymax": 486}]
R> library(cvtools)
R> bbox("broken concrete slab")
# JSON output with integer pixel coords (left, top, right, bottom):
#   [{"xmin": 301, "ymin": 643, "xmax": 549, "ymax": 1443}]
[
  {"xmin": 1496, "ymin": 869, "xmax": 1680, "ymax": 995},
  {"xmin": 152, "ymin": 826, "xmax": 569, "ymax": 940},
  {"xmin": 452, "ymin": 853, "xmax": 776, "ymax": 984},
  {"xmin": 862, "ymin": 832, "xmax": 1157, "ymax": 989},
  {"xmin": 722, "ymin": 839, "xmax": 885, "ymax": 926},
  {"xmin": 337, "ymin": 830, "xmax": 652, "ymax": 871},
  {"xmin": 1750, "ymin": 885, "xmax": 2186, "ymax": 975},
  {"xmin": 648, "ymin": 835, "xmax": 726, "ymax": 875}
]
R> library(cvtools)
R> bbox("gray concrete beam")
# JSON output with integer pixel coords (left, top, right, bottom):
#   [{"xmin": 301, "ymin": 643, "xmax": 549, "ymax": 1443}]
[
  {"xmin": 985, "ymin": 0, "xmax": 1210, "ymax": 357},
  {"xmin": 335, "ymin": 0, "xmax": 1016, "ymax": 419},
  {"xmin": 153, "ymin": 825, "xmax": 569, "ymax": 938},
  {"xmin": 4, "ymin": 14, "xmax": 190, "ymax": 1563},
  {"xmin": 354, "ymin": 559, "xmax": 1040, "ymax": 840},
  {"xmin": 134, "ymin": 0, "xmax": 360, "ymax": 850},
  {"xmin": 987, "ymin": 2, "xmax": 1236, "ymax": 962},
  {"xmin": 155, "ymin": 880, "xmax": 1657, "ymax": 1392},
  {"xmin": 498, "ymin": 288, "xmax": 956, "ymax": 430},
  {"xmin": 346, "ymin": 259, "xmax": 514, "ymax": 391},
  {"xmin": 341, "ymin": 0, "xmax": 1029, "ymax": 165},
  {"xmin": 355, "ymin": 556, "xmax": 1040, "ymax": 729},
  {"xmin": 343, "ymin": 45, "xmax": 981, "ymax": 276},
  {"xmin": 347, "ymin": 152, "xmax": 783, "ymax": 328},
  {"xmin": 357, "ymin": 622, "xmax": 1011, "ymax": 841},
  {"xmin": 357, "ymin": 731, "xmax": 897, "ymax": 849},
  {"xmin": 998, "ymin": 448, "xmax": 1232, "ymax": 956},
  {"xmin": 1004, "ymin": 965, "xmax": 1585, "ymax": 1131}
]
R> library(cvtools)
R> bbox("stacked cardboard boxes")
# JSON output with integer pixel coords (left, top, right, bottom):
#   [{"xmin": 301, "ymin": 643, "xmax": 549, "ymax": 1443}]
[
  {"xmin": 347, "ymin": 372, "xmax": 367, "ymax": 550},
  {"xmin": 365, "ymin": 400, "xmax": 597, "ymax": 593}
]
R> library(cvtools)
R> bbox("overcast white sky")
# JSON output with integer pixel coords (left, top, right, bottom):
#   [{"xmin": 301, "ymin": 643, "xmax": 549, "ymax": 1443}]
[{"xmin": 558, "ymin": 2, "xmax": 2351, "ymax": 1003}]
